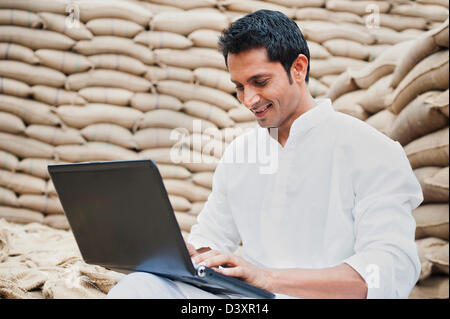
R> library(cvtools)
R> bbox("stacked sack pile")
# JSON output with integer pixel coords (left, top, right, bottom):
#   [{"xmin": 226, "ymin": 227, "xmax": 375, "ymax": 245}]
[{"xmin": 0, "ymin": 0, "xmax": 448, "ymax": 298}]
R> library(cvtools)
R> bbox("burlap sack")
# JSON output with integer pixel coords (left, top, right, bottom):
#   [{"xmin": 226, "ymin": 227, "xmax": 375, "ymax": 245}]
[
  {"xmin": 358, "ymin": 74, "xmax": 393, "ymax": 114},
  {"xmin": 0, "ymin": 60, "xmax": 66, "ymax": 88},
  {"xmin": 74, "ymin": 36, "xmax": 155, "ymax": 65},
  {"xmin": 65, "ymin": 69, "xmax": 152, "ymax": 92},
  {"xmin": 368, "ymin": 26, "xmax": 421, "ymax": 45},
  {"xmin": 227, "ymin": 106, "xmax": 254, "ymax": 123},
  {"xmin": 168, "ymin": 194, "xmax": 192, "ymax": 212},
  {"xmin": 222, "ymin": 0, "xmax": 295, "ymax": 18},
  {"xmin": 186, "ymin": 133, "xmax": 226, "ymax": 159},
  {"xmin": 187, "ymin": 201, "xmax": 205, "ymax": 216},
  {"xmin": 366, "ymin": 44, "xmax": 391, "ymax": 62},
  {"xmin": 55, "ymin": 142, "xmax": 139, "ymax": 162},
  {"xmin": 146, "ymin": 65, "xmax": 194, "ymax": 83},
  {"xmin": 183, "ymin": 100, "xmax": 235, "ymax": 128},
  {"xmin": 163, "ymin": 179, "xmax": 211, "ymax": 202},
  {"xmin": 25, "ymin": 125, "xmax": 85, "ymax": 146},
  {"xmin": 424, "ymin": 166, "xmax": 449, "ymax": 202},
  {"xmin": 332, "ymin": 90, "xmax": 369, "ymax": 121},
  {"xmin": 0, "ymin": 42, "xmax": 38, "ymax": 64},
  {"xmin": 0, "ymin": 26, "xmax": 74, "ymax": 50},
  {"xmin": 154, "ymin": 48, "xmax": 226, "ymax": 70},
  {"xmin": 0, "ymin": 150, "xmax": 18, "ymax": 172},
  {"xmin": 150, "ymin": 10, "xmax": 229, "ymax": 35},
  {"xmin": 322, "ymin": 39, "xmax": 371, "ymax": 61},
  {"xmin": 0, "ymin": 0, "xmax": 66, "ymax": 14},
  {"xmin": 31, "ymin": 85, "xmax": 86, "ymax": 106},
  {"xmin": 145, "ymin": 0, "xmax": 215, "ymax": 10},
  {"xmin": 416, "ymin": 237, "xmax": 448, "ymax": 282},
  {"xmin": 134, "ymin": 31, "xmax": 193, "ymax": 50},
  {"xmin": 134, "ymin": 128, "xmax": 182, "ymax": 151},
  {"xmin": 391, "ymin": 20, "xmax": 449, "ymax": 89},
  {"xmin": 0, "ymin": 9, "xmax": 43, "ymax": 29},
  {"xmin": 0, "ymin": 169, "xmax": 46, "ymax": 195},
  {"xmin": 416, "ymin": 0, "xmax": 448, "ymax": 8},
  {"xmin": 156, "ymin": 164, "xmax": 192, "ymax": 180},
  {"xmin": 348, "ymin": 40, "xmax": 414, "ymax": 89},
  {"xmin": 0, "ymin": 186, "xmax": 18, "ymax": 207},
  {"xmin": 295, "ymin": 8, "xmax": 363, "ymax": 25},
  {"xmin": 188, "ymin": 29, "xmax": 221, "ymax": 49},
  {"xmin": 86, "ymin": 18, "xmax": 144, "ymax": 38},
  {"xmin": 38, "ymin": 12, "xmax": 93, "ymax": 41},
  {"xmin": 0, "ymin": 95, "xmax": 60, "ymax": 126},
  {"xmin": 18, "ymin": 194, "xmax": 64, "ymax": 215},
  {"xmin": 192, "ymin": 172, "xmax": 213, "ymax": 189},
  {"xmin": 310, "ymin": 57, "xmax": 367, "ymax": 78},
  {"xmin": 326, "ymin": 0, "xmax": 390, "ymax": 15},
  {"xmin": 365, "ymin": 109, "xmax": 397, "ymax": 136},
  {"xmin": 17, "ymin": 158, "xmax": 61, "ymax": 179},
  {"xmin": 156, "ymin": 81, "xmax": 240, "ymax": 111},
  {"xmin": 389, "ymin": 91, "xmax": 449, "ymax": 146},
  {"xmin": 0, "ymin": 206, "xmax": 44, "ymax": 224},
  {"xmin": 413, "ymin": 204, "xmax": 449, "ymax": 241},
  {"xmin": 175, "ymin": 212, "xmax": 198, "ymax": 232},
  {"xmin": 391, "ymin": 3, "xmax": 449, "ymax": 22},
  {"xmin": 0, "ymin": 112, "xmax": 25, "ymax": 134},
  {"xmin": 387, "ymin": 50, "xmax": 449, "ymax": 114},
  {"xmin": 45, "ymin": 180, "xmax": 57, "ymax": 197},
  {"xmin": 81, "ymin": 123, "xmax": 137, "ymax": 149},
  {"xmin": 0, "ymin": 77, "xmax": 31, "ymax": 99},
  {"xmin": 35, "ymin": 50, "xmax": 92, "ymax": 75},
  {"xmin": 56, "ymin": 104, "xmax": 144, "ymax": 130},
  {"xmin": 131, "ymin": 92, "xmax": 183, "ymax": 112},
  {"xmin": 88, "ymin": 54, "xmax": 146, "ymax": 76},
  {"xmin": 0, "ymin": 132, "xmax": 54, "ymax": 159},
  {"xmin": 43, "ymin": 214, "xmax": 70, "ymax": 230},
  {"xmin": 78, "ymin": 87, "xmax": 134, "ymax": 106},
  {"xmin": 428, "ymin": 243, "xmax": 449, "ymax": 275},
  {"xmin": 308, "ymin": 78, "xmax": 328, "ymax": 98},
  {"xmin": 193, "ymin": 68, "xmax": 235, "ymax": 94},
  {"xmin": 367, "ymin": 13, "xmax": 428, "ymax": 32},
  {"xmin": 78, "ymin": 0, "xmax": 153, "ymax": 26},
  {"xmin": 307, "ymin": 41, "xmax": 331, "ymax": 60},
  {"xmin": 326, "ymin": 71, "xmax": 358, "ymax": 101}
]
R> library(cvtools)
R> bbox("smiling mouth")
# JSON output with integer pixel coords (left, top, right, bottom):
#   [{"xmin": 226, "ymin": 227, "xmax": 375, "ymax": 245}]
[{"xmin": 253, "ymin": 103, "xmax": 272, "ymax": 118}]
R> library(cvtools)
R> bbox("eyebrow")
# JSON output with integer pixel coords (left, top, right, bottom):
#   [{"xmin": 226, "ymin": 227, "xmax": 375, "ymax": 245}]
[{"xmin": 231, "ymin": 73, "xmax": 270, "ymax": 85}]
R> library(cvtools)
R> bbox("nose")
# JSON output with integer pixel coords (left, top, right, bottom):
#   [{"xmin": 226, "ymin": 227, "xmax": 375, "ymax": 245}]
[{"xmin": 240, "ymin": 86, "xmax": 260, "ymax": 109}]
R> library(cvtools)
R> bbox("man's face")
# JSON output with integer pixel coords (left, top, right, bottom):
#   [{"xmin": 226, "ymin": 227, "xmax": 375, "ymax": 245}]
[{"xmin": 227, "ymin": 47, "xmax": 302, "ymax": 129}]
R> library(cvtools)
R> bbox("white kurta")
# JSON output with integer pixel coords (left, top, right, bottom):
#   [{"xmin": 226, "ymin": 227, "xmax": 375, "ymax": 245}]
[{"xmin": 188, "ymin": 98, "xmax": 423, "ymax": 298}]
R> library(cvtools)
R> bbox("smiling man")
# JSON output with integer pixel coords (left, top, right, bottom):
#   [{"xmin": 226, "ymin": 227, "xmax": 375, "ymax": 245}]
[{"xmin": 107, "ymin": 10, "xmax": 423, "ymax": 299}]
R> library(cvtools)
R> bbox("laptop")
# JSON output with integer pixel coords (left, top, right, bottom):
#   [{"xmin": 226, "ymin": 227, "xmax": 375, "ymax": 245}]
[{"xmin": 48, "ymin": 159, "xmax": 275, "ymax": 299}]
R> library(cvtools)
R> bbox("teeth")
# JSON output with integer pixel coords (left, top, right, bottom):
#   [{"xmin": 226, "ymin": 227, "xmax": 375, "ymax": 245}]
[{"xmin": 255, "ymin": 104, "xmax": 271, "ymax": 113}]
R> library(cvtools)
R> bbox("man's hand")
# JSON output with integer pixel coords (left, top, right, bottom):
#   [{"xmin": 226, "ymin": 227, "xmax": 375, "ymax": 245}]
[
  {"xmin": 184, "ymin": 239, "xmax": 211, "ymax": 258},
  {"xmin": 192, "ymin": 250, "xmax": 273, "ymax": 292}
]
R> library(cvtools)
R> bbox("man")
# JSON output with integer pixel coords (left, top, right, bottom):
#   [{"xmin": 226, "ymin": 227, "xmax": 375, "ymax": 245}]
[{"xmin": 108, "ymin": 10, "xmax": 422, "ymax": 299}]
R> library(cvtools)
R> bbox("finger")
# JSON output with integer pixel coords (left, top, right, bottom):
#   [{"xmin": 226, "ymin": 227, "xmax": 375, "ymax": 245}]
[
  {"xmin": 202, "ymin": 254, "xmax": 236, "ymax": 268},
  {"xmin": 192, "ymin": 250, "xmax": 221, "ymax": 264},
  {"xmin": 217, "ymin": 266, "xmax": 246, "ymax": 279}
]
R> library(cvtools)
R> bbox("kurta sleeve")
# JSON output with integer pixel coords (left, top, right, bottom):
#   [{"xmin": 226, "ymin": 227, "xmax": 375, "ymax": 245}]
[
  {"xmin": 342, "ymin": 129, "xmax": 423, "ymax": 299},
  {"xmin": 188, "ymin": 145, "xmax": 241, "ymax": 254}
]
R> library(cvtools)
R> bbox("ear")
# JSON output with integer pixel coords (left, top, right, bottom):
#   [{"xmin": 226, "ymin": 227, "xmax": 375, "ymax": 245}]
[{"xmin": 290, "ymin": 54, "xmax": 308, "ymax": 84}]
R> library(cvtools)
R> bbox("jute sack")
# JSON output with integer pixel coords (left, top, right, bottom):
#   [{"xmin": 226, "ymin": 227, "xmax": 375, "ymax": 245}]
[
  {"xmin": 31, "ymin": 85, "xmax": 86, "ymax": 106},
  {"xmin": 389, "ymin": 91, "xmax": 449, "ymax": 146},
  {"xmin": 0, "ymin": 150, "xmax": 18, "ymax": 172},
  {"xmin": 227, "ymin": 106, "xmax": 254, "ymax": 123},
  {"xmin": 410, "ymin": 276, "xmax": 449, "ymax": 299},
  {"xmin": 391, "ymin": 3, "xmax": 449, "ymax": 22},
  {"xmin": 134, "ymin": 31, "xmax": 193, "ymax": 50},
  {"xmin": 368, "ymin": 26, "xmax": 420, "ymax": 46},
  {"xmin": 81, "ymin": 123, "xmax": 137, "ymax": 149},
  {"xmin": 308, "ymin": 78, "xmax": 328, "ymax": 98},
  {"xmin": 18, "ymin": 194, "xmax": 64, "ymax": 215},
  {"xmin": 0, "ymin": 132, "xmax": 54, "ymax": 159},
  {"xmin": 193, "ymin": 68, "xmax": 235, "ymax": 94},
  {"xmin": 74, "ymin": 36, "xmax": 155, "ymax": 65},
  {"xmin": 295, "ymin": 8, "xmax": 363, "ymax": 25},
  {"xmin": 187, "ymin": 201, "xmax": 205, "ymax": 216},
  {"xmin": 307, "ymin": 41, "xmax": 331, "ymax": 60},
  {"xmin": 145, "ymin": 0, "xmax": 215, "ymax": 10},
  {"xmin": 416, "ymin": 237, "xmax": 447, "ymax": 281},
  {"xmin": 183, "ymin": 100, "xmax": 235, "ymax": 128},
  {"xmin": 186, "ymin": 133, "xmax": 226, "ymax": 158},
  {"xmin": 0, "ymin": 206, "xmax": 44, "ymax": 224},
  {"xmin": 86, "ymin": 18, "xmax": 144, "ymax": 38},
  {"xmin": 25, "ymin": 125, "xmax": 85, "ymax": 146},
  {"xmin": 0, "ymin": 43, "xmax": 38, "ymax": 65},
  {"xmin": 332, "ymin": 90, "xmax": 369, "ymax": 121},
  {"xmin": 413, "ymin": 204, "xmax": 449, "ymax": 240},
  {"xmin": 234, "ymin": 121, "xmax": 258, "ymax": 130},
  {"xmin": 65, "ymin": 70, "xmax": 152, "ymax": 92},
  {"xmin": 35, "ymin": 49, "xmax": 92, "ymax": 75},
  {"xmin": 322, "ymin": 39, "xmax": 371, "ymax": 61},
  {"xmin": 0, "ymin": 186, "xmax": 18, "ymax": 207},
  {"xmin": 188, "ymin": 29, "xmax": 221, "ymax": 49},
  {"xmin": 405, "ymin": 127, "xmax": 449, "ymax": 169},
  {"xmin": 17, "ymin": 158, "xmax": 61, "ymax": 179},
  {"xmin": 78, "ymin": 0, "xmax": 153, "ymax": 27},
  {"xmin": 168, "ymin": 195, "xmax": 192, "ymax": 212},
  {"xmin": 366, "ymin": 13, "xmax": 428, "ymax": 32},
  {"xmin": 0, "ymin": 60, "xmax": 66, "ymax": 88},
  {"xmin": 56, "ymin": 104, "xmax": 144, "ymax": 130},
  {"xmin": 0, "ymin": 169, "xmax": 46, "ymax": 194},
  {"xmin": 365, "ymin": 109, "xmax": 397, "ymax": 136},
  {"xmin": 310, "ymin": 57, "xmax": 367, "ymax": 78},
  {"xmin": 416, "ymin": 0, "xmax": 448, "ymax": 8},
  {"xmin": 146, "ymin": 65, "xmax": 194, "ymax": 83},
  {"xmin": 428, "ymin": 245, "xmax": 449, "ymax": 275},
  {"xmin": 192, "ymin": 172, "xmax": 213, "ymax": 189},
  {"xmin": 138, "ymin": 109, "xmax": 217, "ymax": 133},
  {"xmin": 139, "ymin": 147, "xmax": 184, "ymax": 165},
  {"xmin": 358, "ymin": 75, "xmax": 393, "ymax": 114},
  {"xmin": 0, "ymin": 112, "xmax": 25, "ymax": 134},
  {"xmin": 131, "ymin": 93, "xmax": 183, "ymax": 112},
  {"xmin": 0, "ymin": 9, "xmax": 43, "ymax": 28},
  {"xmin": 429, "ymin": 89, "xmax": 449, "ymax": 117},
  {"xmin": 78, "ymin": 87, "xmax": 133, "ymax": 106},
  {"xmin": 175, "ymin": 212, "xmax": 197, "ymax": 232},
  {"xmin": 43, "ymin": 214, "xmax": 69, "ymax": 230},
  {"xmin": 0, "ymin": 0, "xmax": 66, "ymax": 13},
  {"xmin": 326, "ymin": 71, "xmax": 358, "ymax": 101},
  {"xmin": 154, "ymin": 48, "xmax": 226, "ymax": 70},
  {"xmin": 0, "ymin": 95, "xmax": 60, "ymax": 126},
  {"xmin": 150, "ymin": 11, "xmax": 229, "ymax": 35},
  {"xmin": 414, "ymin": 166, "xmax": 448, "ymax": 202},
  {"xmin": 326, "ymin": 0, "xmax": 390, "ymax": 15},
  {"xmin": 222, "ymin": 0, "xmax": 295, "ymax": 18},
  {"xmin": 45, "ymin": 180, "xmax": 57, "ymax": 197},
  {"xmin": 133, "ymin": 128, "xmax": 178, "ymax": 150},
  {"xmin": 38, "ymin": 12, "xmax": 93, "ymax": 41},
  {"xmin": 156, "ymin": 164, "xmax": 192, "ymax": 180},
  {"xmin": 88, "ymin": 54, "xmax": 146, "ymax": 76},
  {"xmin": 387, "ymin": 50, "xmax": 449, "ymax": 114},
  {"xmin": 157, "ymin": 81, "xmax": 241, "ymax": 111},
  {"xmin": 55, "ymin": 142, "xmax": 139, "ymax": 162},
  {"xmin": 0, "ymin": 26, "xmax": 74, "ymax": 50},
  {"xmin": 366, "ymin": 44, "xmax": 391, "ymax": 62},
  {"xmin": 348, "ymin": 40, "xmax": 414, "ymax": 89},
  {"xmin": 163, "ymin": 179, "xmax": 211, "ymax": 202}
]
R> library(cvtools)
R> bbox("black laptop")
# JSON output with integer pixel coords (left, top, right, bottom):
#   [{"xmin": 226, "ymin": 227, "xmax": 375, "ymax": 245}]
[{"xmin": 48, "ymin": 159, "xmax": 275, "ymax": 299}]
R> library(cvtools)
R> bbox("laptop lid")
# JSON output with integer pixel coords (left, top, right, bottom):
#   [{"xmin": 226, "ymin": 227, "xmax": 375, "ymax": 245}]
[{"xmin": 48, "ymin": 159, "xmax": 195, "ymax": 278}]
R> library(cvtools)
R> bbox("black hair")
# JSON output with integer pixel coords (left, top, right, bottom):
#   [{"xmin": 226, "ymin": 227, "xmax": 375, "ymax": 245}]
[{"xmin": 218, "ymin": 9, "xmax": 310, "ymax": 83}]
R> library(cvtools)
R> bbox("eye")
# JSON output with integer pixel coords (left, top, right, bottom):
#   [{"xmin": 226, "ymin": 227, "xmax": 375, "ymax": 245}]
[
  {"xmin": 235, "ymin": 85, "xmax": 244, "ymax": 91},
  {"xmin": 254, "ymin": 79, "xmax": 268, "ymax": 86}
]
